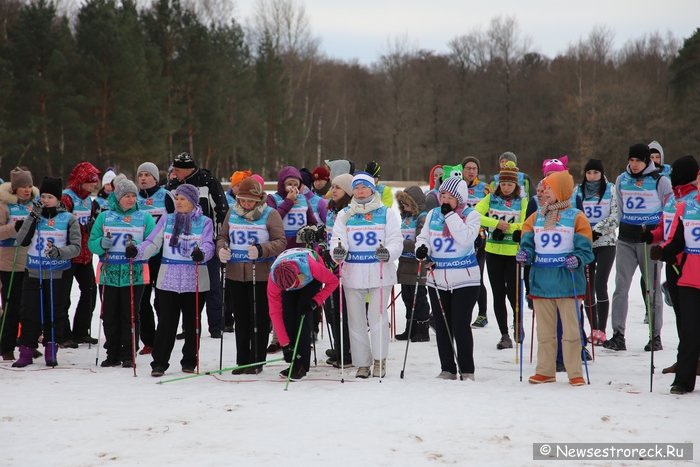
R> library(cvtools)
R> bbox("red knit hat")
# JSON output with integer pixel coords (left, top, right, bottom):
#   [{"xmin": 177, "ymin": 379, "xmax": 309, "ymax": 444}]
[
  {"xmin": 312, "ymin": 166, "xmax": 330, "ymax": 182},
  {"xmin": 273, "ymin": 261, "xmax": 300, "ymax": 290}
]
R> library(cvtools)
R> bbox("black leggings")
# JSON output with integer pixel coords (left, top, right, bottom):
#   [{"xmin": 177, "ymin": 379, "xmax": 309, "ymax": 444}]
[
  {"xmin": 583, "ymin": 246, "xmax": 615, "ymax": 331},
  {"xmin": 486, "ymin": 253, "xmax": 518, "ymax": 335}
]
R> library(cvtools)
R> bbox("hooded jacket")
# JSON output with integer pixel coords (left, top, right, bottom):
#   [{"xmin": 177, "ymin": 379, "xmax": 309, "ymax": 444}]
[
  {"xmin": 0, "ymin": 182, "xmax": 39, "ymax": 272},
  {"xmin": 62, "ymin": 162, "xmax": 100, "ymax": 265},
  {"xmin": 396, "ymin": 186, "xmax": 428, "ymax": 284},
  {"xmin": 519, "ymin": 171, "xmax": 594, "ymax": 298},
  {"xmin": 266, "ymin": 166, "xmax": 318, "ymax": 249},
  {"xmin": 649, "ymin": 140, "xmax": 671, "ymax": 177}
]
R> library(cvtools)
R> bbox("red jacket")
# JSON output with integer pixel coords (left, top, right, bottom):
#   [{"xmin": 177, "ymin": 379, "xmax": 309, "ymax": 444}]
[
  {"xmin": 662, "ymin": 189, "xmax": 700, "ymax": 289},
  {"xmin": 61, "ymin": 163, "xmax": 100, "ymax": 265}
]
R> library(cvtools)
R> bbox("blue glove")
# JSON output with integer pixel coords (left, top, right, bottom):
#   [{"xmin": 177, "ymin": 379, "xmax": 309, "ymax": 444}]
[
  {"xmin": 100, "ymin": 235, "xmax": 114, "ymax": 250},
  {"xmin": 564, "ymin": 255, "xmax": 579, "ymax": 270},
  {"xmin": 515, "ymin": 249, "xmax": 529, "ymax": 264}
]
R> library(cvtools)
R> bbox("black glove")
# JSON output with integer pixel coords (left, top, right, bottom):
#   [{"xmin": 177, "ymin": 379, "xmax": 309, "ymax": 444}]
[
  {"xmin": 512, "ymin": 230, "xmax": 522, "ymax": 243},
  {"xmin": 282, "ymin": 345, "xmax": 301, "ymax": 364},
  {"xmin": 649, "ymin": 245, "xmax": 664, "ymax": 261},
  {"xmin": 125, "ymin": 244, "xmax": 138, "ymax": 259},
  {"xmin": 14, "ymin": 220, "xmax": 24, "ymax": 232},
  {"xmin": 440, "ymin": 203, "xmax": 453, "ymax": 216},
  {"xmin": 315, "ymin": 224, "xmax": 326, "ymax": 243},
  {"xmin": 640, "ymin": 228, "xmax": 653, "ymax": 244},
  {"xmin": 29, "ymin": 201, "xmax": 42, "ymax": 221},
  {"xmin": 491, "ymin": 229, "xmax": 505, "ymax": 241},
  {"xmin": 592, "ymin": 231, "xmax": 601, "ymax": 242},
  {"xmin": 191, "ymin": 245, "xmax": 204, "ymax": 263},
  {"xmin": 474, "ymin": 235, "xmax": 484, "ymax": 250},
  {"xmin": 46, "ymin": 246, "xmax": 60, "ymax": 259},
  {"xmin": 416, "ymin": 244, "xmax": 429, "ymax": 260}
]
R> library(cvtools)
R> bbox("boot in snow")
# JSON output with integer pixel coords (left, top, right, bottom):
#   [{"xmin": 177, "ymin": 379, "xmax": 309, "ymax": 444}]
[
  {"xmin": 395, "ymin": 321, "xmax": 413, "ymax": 341},
  {"xmin": 44, "ymin": 342, "xmax": 58, "ymax": 367},
  {"xmin": 11, "ymin": 346, "xmax": 34, "ymax": 368},
  {"xmin": 496, "ymin": 334, "xmax": 513, "ymax": 350},
  {"xmin": 411, "ymin": 321, "xmax": 430, "ymax": 342}
]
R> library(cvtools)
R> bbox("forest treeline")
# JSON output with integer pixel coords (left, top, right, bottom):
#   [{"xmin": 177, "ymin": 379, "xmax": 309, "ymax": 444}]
[{"xmin": 0, "ymin": 0, "xmax": 698, "ymax": 182}]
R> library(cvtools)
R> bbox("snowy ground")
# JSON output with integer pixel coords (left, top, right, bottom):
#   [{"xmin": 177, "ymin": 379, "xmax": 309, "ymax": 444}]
[{"xmin": 2, "ymin": 191, "xmax": 697, "ymax": 466}]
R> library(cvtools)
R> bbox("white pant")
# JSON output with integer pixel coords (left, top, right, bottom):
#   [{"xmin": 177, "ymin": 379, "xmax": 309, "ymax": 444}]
[{"xmin": 344, "ymin": 286, "xmax": 392, "ymax": 367}]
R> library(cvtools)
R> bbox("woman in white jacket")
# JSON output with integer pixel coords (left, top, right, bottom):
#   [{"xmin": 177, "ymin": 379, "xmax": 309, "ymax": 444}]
[
  {"xmin": 415, "ymin": 176, "xmax": 481, "ymax": 380},
  {"xmin": 330, "ymin": 172, "xmax": 403, "ymax": 379}
]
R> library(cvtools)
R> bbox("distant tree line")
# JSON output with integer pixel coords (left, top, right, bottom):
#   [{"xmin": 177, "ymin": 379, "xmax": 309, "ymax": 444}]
[{"xmin": 0, "ymin": 0, "xmax": 698, "ymax": 182}]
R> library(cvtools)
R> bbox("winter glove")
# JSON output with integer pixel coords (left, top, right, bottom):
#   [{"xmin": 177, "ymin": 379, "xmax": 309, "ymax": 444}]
[
  {"xmin": 331, "ymin": 242, "xmax": 347, "ymax": 263},
  {"xmin": 564, "ymin": 255, "xmax": 580, "ymax": 270},
  {"xmin": 515, "ymin": 249, "xmax": 529, "ymax": 264},
  {"xmin": 14, "ymin": 220, "xmax": 24, "ymax": 232},
  {"xmin": 415, "ymin": 244, "xmax": 429, "ymax": 260},
  {"xmin": 248, "ymin": 244, "xmax": 262, "ymax": 260},
  {"xmin": 440, "ymin": 203, "xmax": 453, "ymax": 216},
  {"xmin": 191, "ymin": 245, "xmax": 204, "ymax": 263},
  {"xmin": 282, "ymin": 345, "xmax": 301, "ymax": 364},
  {"xmin": 218, "ymin": 247, "xmax": 232, "ymax": 263},
  {"xmin": 375, "ymin": 244, "xmax": 390, "ymax": 262},
  {"xmin": 46, "ymin": 246, "xmax": 60, "ymax": 259},
  {"xmin": 473, "ymin": 235, "xmax": 484, "ymax": 250},
  {"xmin": 315, "ymin": 225, "xmax": 326, "ymax": 243},
  {"xmin": 29, "ymin": 203, "xmax": 42, "ymax": 221},
  {"xmin": 592, "ymin": 230, "xmax": 601, "ymax": 242},
  {"xmin": 512, "ymin": 230, "xmax": 522, "ymax": 243},
  {"xmin": 296, "ymin": 225, "xmax": 318, "ymax": 245},
  {"xmin": 125, "ymin": 244, "xmax": 138, "ymax": 259},
  {"xmin": 100, "ymin": 235, "xmax": 115, "ymax": 250},
  {"xmin": 640, "ymin": 228, "xmax": 653, "ymax": 244},
  {"xmin": 649, "ymin": 245, "xmax": 664, "ymax": 261},
  {"xmin": 491, "ymin": 228, "xmax": 505, "ymax": 241}
]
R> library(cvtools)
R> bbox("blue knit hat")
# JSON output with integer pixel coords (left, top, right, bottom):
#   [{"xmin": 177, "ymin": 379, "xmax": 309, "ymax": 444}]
[
  {"xmin": 174, "ymin": 183, "xmax": 199, "ymax": 208},
  {"xmin": 351, "ymin": 171, "xmax": 376, "ymax": 193}
]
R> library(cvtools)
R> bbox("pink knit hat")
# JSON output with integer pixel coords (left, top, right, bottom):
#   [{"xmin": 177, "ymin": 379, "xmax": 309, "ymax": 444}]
[{"xmin": 273, "ymin": 261, "xmax": 300, "ymax": 290}]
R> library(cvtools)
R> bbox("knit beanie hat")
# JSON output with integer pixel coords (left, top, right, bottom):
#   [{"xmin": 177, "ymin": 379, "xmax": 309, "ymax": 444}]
[
  {"xmin": 173, "ymin": 152, "xmax": 196, "ymax": 169},
  {"xmin": 299, "ymin": 168, "xmax": 314, "ymax": 189},
  {"xmin": 629, "ymin": 143, "xmax": 651, "ymax": 165},
  {"xmin": 351, "ymin": 172, "xmax": 376, "ymax": 193},
  {"xmin": 273, "ymin": 261, "xmax": 300, "ymax": 290},
  {"xmin": 101, "ymin": 169, "xmax": 116, "ymax": 188},
  {"xmin": 237, "ymin": 177, "xmax": 265, "ymax": 202},
  {"xmin": 312, "ymin": 166, "xmax": 330, "ymax": 182},
  {"xmin": 499, "ymin": 161, "xmax": 519, "ymax": 184},
  {"xmin": 542, "ymin": 156, "xmax": 569, "ymax": 176},
  {"xmin": 584, "ymin": 159, "xmax": 605, "ymax": 175},
  {"xmin": 438, "ymin": 176, "xmax": 469, "ymax": 205},
  {"xmin": 10, "ymin": 167, "xmax": 33, "ymax": 191},
  {"xmin": 40, "ymin": 176, "xmax": 63, "ymax": 200},
  {"xmin": 251, "ymin": 174, "xmax": 265, "ymax": 188},
  {"xmin": 499, "ymin": 151, "xmax": 517, "ymax": 164},
  {"xmin": 461, "ymin": 156, "xmax": 480, "ymax": 172},
  {"xmin": 670, "ymin": 155, "xmax": 699, "ymax": 188},
  {"xmin": 332, "ymin": 173, "xmax": 354, "ymax": 196},
  {"xmin": 365, "ymin": 161, "xmax": 381, "ymax": 178},
  {"xmin": 114, "ymin": 178, "xmax": 138, "ymax": 201},
  {"xmin": 325, "ymin": 159, "xmax": 353, "ymax": 180},
  {"xmin": 137, "ymin": 162, "xmax": 160, "ymax": 182},
  {"xmin": 230, "ymin": 170, "xmax": 252, "ymax": 188},
  {"xmin": 174, "ymin": 183, "xmax": 199, "ymax": 208}
]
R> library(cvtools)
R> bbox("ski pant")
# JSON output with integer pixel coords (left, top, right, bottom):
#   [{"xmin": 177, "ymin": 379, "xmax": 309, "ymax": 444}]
[
  {"xmin": 486, "ymin": 253, "xmax": 518, "ymax": 336},
  {"xmin": 227, "ymin": 279, "xmax": 270, "ymax": 368},
  {"xmin": 139, "ymin": 254, "xmax": 161, "ymax": 347},
  {"xmin": 281, "ymin": 280, "xmax": 322, "ymax": 371},
  {"xmin": 583, "ymin": 245, "xmax": 615, "ymax": 331},
  {"xmin": 474, "ymin": 244, "xmax": 488, "ymax": 317},
  {"xmin": 325, "ymin": 285, "xmax": 351, "ymax": 361},
  {"xmin": 152, "ymin": 290, "xmax": 205, "ymax": 371},
  {"xmin": 400, "ymin": 283, "xmax": 429, "ymax": 322},
  {"xmin": 428, "ymin": 286, "xmax": 477, "ymax": 375},
  {"xmin": 204, "ymin": 257, "xmax": 223, "ymax": 334},
  {"xmin": 534, "ymin": 298, "xmax": 583, "ymax": 380},
  {"xmin": 102, "ymin": 284, "xmax": 144, "ymax": 362},
  {"xmin": 62, "ymin": 262, "xmax": 97, "ymax": 341},
  {"xmin": 344, "ymin": 285, "xmax": 391, "ymax": 368},
  {"xmin": 0, "ymin": 270, "xmax": 25, "ymax": 354},
  {"xmin": 17, "ymin": 274, "xmax": 71, "ymax": 349},
  {"xmin": 665, "ymin": 263, "xmax": 681, "ymax": 339},
  {"xmin": 672, "ymin": 286, "xmax": 700, "ymax": 392},
  {"xmin": 611, "ymin": 240, "xmax": 662, "ymax": 338}
]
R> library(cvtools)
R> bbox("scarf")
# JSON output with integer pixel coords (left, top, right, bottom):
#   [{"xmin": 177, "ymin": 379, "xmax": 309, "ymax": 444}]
[
  {"xmin": 540, "ymin": 200, "xmax": 570, "ymax": 230},
  {"xmin": 584, "ymin": 180, "xmax": 601, "ymax": 199},
  {"xmin": 346, "ymin": 193, "xmax": 384, "ymax": 218},
  {"xmin": 233, "ymin": 201, "xmax": 266, "ymax": 221},
  {"xmin": 170, "ymin": 205, "xmax": 202, "ymax": 247}
]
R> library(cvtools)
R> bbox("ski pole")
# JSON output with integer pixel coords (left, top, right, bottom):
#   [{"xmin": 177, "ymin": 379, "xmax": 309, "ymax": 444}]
[
  {"xmin": 0, "ymin": 245, "xmax": 19, "ymax": 349},
  {"xmin": 38, "ymin": 227, "xmax": 45, "ymax": 358},
  {"xmin": 251, "ymin": 246, "xmax": 259, "ymax": 373},
  {"xmin": 338, "ymin": 259, "xmax": 345, "ymax": 383},
  {"xmin": 642, "ymin": 243, "xmax": 656, "ymax": 392},
  {"xmin": 284, "ymin": 314, "xmax": 306, "ymax": 391},
  {"xmin": 129, "ymin": 255, "xmax": 137, "ymax": 377},
  {"xmin": 378, "ymin": 248, "xmax": 384, "ymax": 381},
  {"xmin": 95, "ymin": 237, "xmax": 109, "ymax": 366},
  {"xmin": 515, "ymin": 261, "xmax": 520, "ymax": 366},
  {"xmin": 518, "ymin": 264, "xmax": 524, "ymax": 382},
  {"xmin": 584, "ymin": 264, "xmax": 595, "ymax": 359},
  {"xmin": 195, "ymin": 257, "xmax": 200, "ymax": 375},
  {"xmin": 47, "ymin": 240, "xmax": 56, "ymax": 367},
  {"xmin": 428, "ymin": 267, "xmax": 463, "ymax": 380},
  {"xmin": 219, "ymin": 259, "xmax": 226, "ymax": 371},
  {"xmin": 157, "ymin": 357, "xmax": 285, "ymax": 384},
  {"xmin": 530, "ymin": 304, "xmax": 535, "ymax": 364},
  {"xmin": 400, "ymin": 259, "xmax": 422, "ymax": 379},
  {"xmin": 570, "ymin": 270, "xmax": 590, "ymax": 384}
]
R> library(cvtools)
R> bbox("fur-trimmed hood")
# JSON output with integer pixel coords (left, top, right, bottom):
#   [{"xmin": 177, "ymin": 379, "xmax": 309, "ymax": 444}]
[
  {"xmin": 0, "ymin": 182, "xmax": 39, "ymax": 206},
  {"xmin": 396, "ymin": 186, "xmax": 425, "ymax": 217}
]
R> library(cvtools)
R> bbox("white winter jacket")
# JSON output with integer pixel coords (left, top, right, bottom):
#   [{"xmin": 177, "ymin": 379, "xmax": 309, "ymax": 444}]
[
  {"xmin": 416, "ymin": 207, "xmax": 481, "ymax": 291},
  {"xmin": 330, "ymin": 195, "xmax": 403, "ymax": 289}
]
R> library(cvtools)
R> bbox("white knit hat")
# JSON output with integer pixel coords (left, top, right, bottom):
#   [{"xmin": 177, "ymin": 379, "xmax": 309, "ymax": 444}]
[
  {"xmin": 351, "ymin": 172, "xmax": 376, "ymax": 193},
  {"xmin": 102, "ymin": 169, "xmax": 116, "ymax": 187}
]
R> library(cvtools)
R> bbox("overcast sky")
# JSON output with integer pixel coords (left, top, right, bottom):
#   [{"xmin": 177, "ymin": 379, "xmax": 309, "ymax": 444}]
[{"xmin": 233, "ymin": 0, "xmax": 698, "ymax": 63}]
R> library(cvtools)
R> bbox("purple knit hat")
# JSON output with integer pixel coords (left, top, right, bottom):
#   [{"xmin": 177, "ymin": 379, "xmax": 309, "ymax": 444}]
[
  {"xmin": 175, "ymin": 184, "xmax": 199, "ymax": 208},
  {"xmin": 273, "ymin": 261, "xmax": 300, "ymax": 290}
]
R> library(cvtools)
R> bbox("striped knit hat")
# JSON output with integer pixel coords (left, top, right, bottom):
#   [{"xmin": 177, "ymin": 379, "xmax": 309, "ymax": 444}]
[
  {"xmin": 499, "ymin": 161, "xmax": 519, "ymax": 184},
  {"xmin": 438, "ymin": 176, "xmax": 469, "ymax": 205}
]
